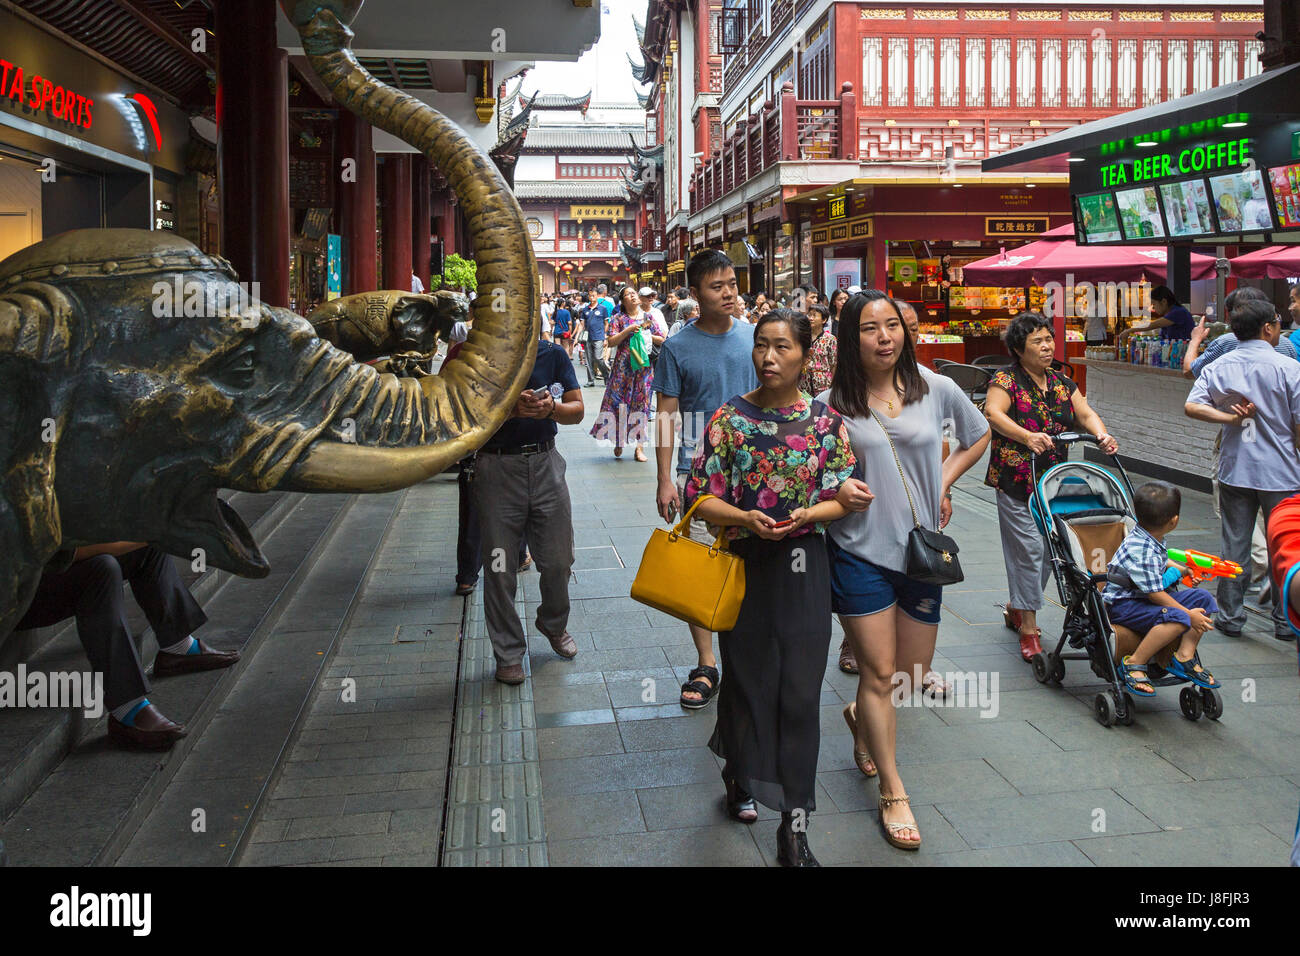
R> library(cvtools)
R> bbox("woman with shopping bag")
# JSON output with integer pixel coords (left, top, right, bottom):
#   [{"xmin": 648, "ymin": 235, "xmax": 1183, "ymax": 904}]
[
  {"xmin": 678, "ymin": 308, "xmax": 856, "ymax": 866},
  {"xmin": 589, "ymin": 285, "xmax": 665, "ymax": 461}
]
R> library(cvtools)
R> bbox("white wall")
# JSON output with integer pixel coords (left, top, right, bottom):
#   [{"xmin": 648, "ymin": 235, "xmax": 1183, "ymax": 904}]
[
  {"xmin": 516, "ymin": 154, "xmax": 558, "ymax": 179},
  {"xmin": 1083, "ymin": 362, "xmax": 1217, "ymax": 483}
]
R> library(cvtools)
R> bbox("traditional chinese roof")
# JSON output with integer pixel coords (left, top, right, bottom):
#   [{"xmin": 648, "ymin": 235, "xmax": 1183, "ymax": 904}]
[
  {"xmin": 515, "ymin": 180, "xmax": 631, "ymax": 202},
  {"xmin": 636, "ymin": 88, "xmax": 650, "ymax": 109},
  {"xmin": 627, "ymin": 134, "xmax": 665, "ymax": 163},
  {"xmin": 523, "ymin": 126, "xmax": 647, "ymax": 151},
  {"xmin": 520, "ymin": 91, "xmax": 593, "ymax": 113},
  {"xmin": 632, "ymin": 11, "xmax": 646, "ymax": 47},
  {"xmin": 627, "ymin": 50, "xmax": 658, "ymax": 86},
  {"xmin": 620, "ymin": 240, "xmax": 645, "ymax": 268}
]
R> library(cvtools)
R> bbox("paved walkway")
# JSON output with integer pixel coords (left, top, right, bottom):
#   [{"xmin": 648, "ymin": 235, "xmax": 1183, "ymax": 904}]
[{"xmin": 241, "ymin": 381, "xmax": 1299, "ymax": 866}]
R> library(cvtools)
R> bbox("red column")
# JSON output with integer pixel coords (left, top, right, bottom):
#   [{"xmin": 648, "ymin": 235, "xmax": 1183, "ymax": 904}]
[
  {"xmin": 215, "ymin": 0, "xmax": 289, "ymax": 306},
  {"xmin": 381, "ymin": 154, "xmax": 413, "ymax": 291},
  {"xmin": 839, "ymin": 81, "xmax": 857, "ymax": 160},
  {"xmin": 337, "ymin": 109, "xmax": 377, "ymax": 294},
  {"xmin": 779, "ymin": 81, "xmax": 797, "ymax": 161},
  {"xmin": 411, "ymin": 159, "xmax": 431, "ymax": 291}
]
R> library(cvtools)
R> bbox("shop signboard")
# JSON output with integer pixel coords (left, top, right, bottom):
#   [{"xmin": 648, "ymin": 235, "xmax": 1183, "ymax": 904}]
[
  {"xmin": 570, "ymin": 205, "xmax": 623, "ymax": 221},
  {"xmin": 1070, "ymin": 114, "xmax": 1300, "ymax": 244},
  {"xmin": 985, "ymin": 216, "xmax": 1049, "ymax": 237},
  {"xmin": 0, "ymin": 8, "xmax": 189, "ymax": 174}
]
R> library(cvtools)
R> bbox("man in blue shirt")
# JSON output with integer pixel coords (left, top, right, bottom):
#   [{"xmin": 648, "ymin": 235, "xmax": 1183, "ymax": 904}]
[
  {"xmin": 1186, "ymin": 298, "xmax": 1300, "ymax": 640},
  {"xmin": 576, "ymin": 288, "xmax": 611, "ymax": 386},
  {"xmin": 473, "ymin": 340, "xmax": 584, "ymax": 684},
  {"xmin": 653, "ymin": 249, "xmax": 758, "ymax": 709}
]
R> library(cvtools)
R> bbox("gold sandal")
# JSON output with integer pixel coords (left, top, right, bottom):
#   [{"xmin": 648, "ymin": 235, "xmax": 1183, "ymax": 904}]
[
  {"xmin": 841, "ymin": 703, "xmax": 877, "ymax": 777},
  {"xmin": 879, "ymin": 793, "xmax": 921, "ymax": 850}
]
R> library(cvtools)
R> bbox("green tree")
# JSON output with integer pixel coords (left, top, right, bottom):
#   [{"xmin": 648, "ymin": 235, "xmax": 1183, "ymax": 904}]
[{"xmin": 432, "ymin": 253, "xmax": 478, "ymax": 292}]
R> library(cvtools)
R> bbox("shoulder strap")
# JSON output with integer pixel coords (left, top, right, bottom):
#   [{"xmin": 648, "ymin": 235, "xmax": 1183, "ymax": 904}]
[
  {"xmin": 868, "ymin": 408, "xmax": 922, "ymax": 530},
  {"xmin": 674, "ymin": 492, "xmax": 729, "ymax": 551}
]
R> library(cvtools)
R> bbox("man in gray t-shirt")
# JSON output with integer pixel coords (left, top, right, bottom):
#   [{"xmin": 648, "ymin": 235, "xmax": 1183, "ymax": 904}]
[
  {"xmin": 653, "ymin": 252, "xmax": 758, "ymax": 710},
  {"xmin": 654, "ymin": 319, "xmax": 757, "ymax": 474}
]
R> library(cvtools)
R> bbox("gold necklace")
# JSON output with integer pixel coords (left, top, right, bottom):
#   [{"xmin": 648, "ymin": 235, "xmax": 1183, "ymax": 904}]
[{"xmin": 869, "ymin": 386, "xmax": 902, "ymax": 413}]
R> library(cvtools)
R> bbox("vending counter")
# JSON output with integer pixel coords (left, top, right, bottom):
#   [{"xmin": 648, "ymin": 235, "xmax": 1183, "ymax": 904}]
[{"xmin": 1075, "ymin": 358, "xmax": 1215, "ymax": 492}]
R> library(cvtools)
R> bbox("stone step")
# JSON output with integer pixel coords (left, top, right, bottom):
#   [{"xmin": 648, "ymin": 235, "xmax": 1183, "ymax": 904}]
[
  {"xmin": 0, "ymin": 491, "xmax": 295, "ymax": 824},
  {"xmin": 0, "ymin": 492, "xmax": 359, "ymax": 865},
  {"xmin": 115, "ymin": 491, "xmax": 405, "ymax": 866}
]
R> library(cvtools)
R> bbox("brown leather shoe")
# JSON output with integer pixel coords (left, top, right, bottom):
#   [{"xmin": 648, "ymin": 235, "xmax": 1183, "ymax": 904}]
[
  {"xmin": 108, "ymin": 705, "xmax": 187, "ymax": 750},
  {"xmin": 153, "ymin": 639, "xmax": 241, "ymax": 678},
  {"xmin": 495, "ymin": 661, "xmax": 526, "ymax": 685},
  {"xmin": 535, "ymin": 621, "xmax": 578, "ymax": 659}
]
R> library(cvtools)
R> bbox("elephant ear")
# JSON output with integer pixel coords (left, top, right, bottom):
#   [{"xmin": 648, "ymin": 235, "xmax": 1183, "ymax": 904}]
[{"xmin": 0, "ymin": 282, "xmax": 75, "ymax": 638}]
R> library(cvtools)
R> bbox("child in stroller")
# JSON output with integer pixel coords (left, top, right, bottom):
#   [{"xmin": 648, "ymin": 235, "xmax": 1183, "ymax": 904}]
[{"xmin": 1103, "ymin": 481, "xmax": 1222, "ymax": 699}]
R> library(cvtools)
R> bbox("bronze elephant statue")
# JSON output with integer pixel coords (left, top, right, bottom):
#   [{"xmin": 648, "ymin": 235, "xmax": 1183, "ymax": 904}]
[
  {"xmin": 307, "ymin": 289, "xmax": 470, "ymax": 368},
  {"xmin": 0, "ymin": 0, "xmax": 539, "ymax": 643}
]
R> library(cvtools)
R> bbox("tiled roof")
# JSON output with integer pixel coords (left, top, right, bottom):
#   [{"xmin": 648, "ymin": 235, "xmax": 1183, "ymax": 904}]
[
  {"xmin": 523, "ymin": 127, "xmax": 647, "ymax": 151},
  {"xmin": 514, "ymin": 180, "xmax": 631, "ymax": 201}
]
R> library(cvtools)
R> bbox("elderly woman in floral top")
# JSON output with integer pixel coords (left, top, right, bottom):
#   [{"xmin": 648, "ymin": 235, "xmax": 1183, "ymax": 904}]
[
  {"xmin": 685, "ymin": 308, "xmax": 856, "ymax": 867},
  {"xmin": 798, "ymin": 302, "xmax": 836, "ymax": 397},
  {"xmin": 985, "ymin": 311, "xmax": 1118, "ymax": 660}
]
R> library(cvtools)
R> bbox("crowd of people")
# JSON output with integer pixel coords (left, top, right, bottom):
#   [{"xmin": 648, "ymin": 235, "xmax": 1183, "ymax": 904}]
[
  {"xmin": 21, "ymin": 254, "xmax": 1298, "ymax": 869},
  {"xmin": 503, "ymin": 254, "xmax": 1300, "ymax": 867}
]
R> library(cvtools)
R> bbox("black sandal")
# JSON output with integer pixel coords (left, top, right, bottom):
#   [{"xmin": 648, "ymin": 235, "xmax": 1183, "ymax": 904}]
[
  {"xmin": 724, "ymin": 778, "xmax": 757, "ymax": 824},
  {"xmin": 679, "ymin": 664, "xmax": 719, "ymax": 710}
]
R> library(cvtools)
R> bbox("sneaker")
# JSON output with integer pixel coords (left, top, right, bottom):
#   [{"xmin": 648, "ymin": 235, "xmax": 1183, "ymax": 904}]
[{"xmin": 1213, "ymin": 619, "xmax": 1243, "ymax": 638}]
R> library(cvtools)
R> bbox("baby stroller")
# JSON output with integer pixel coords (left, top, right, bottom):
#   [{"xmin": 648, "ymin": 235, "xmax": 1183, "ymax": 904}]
[{"xmin": 1023, "ymin": 433, "xmax": 1225, "ymax": 727}]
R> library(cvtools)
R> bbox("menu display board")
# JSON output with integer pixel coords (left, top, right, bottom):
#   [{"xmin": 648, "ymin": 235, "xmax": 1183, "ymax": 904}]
[
  {"xmin": 1159, "ymin": 179, "xmax": 1216, "ymax": 238},
  {"xmin": 1268, "ymin": 164, "xmax": 1300, "ymax": 229},
  {"xmin": 1115, "ymin": 186, "xmax": 1166, "ymax": 240},
  {"xmin": 1208, "ymin": 169, "xmax": 1275, "ymax": 233},
  {"xmin": 1077, "ymin": 191, "xmax": 1122, "ymax": 243}
]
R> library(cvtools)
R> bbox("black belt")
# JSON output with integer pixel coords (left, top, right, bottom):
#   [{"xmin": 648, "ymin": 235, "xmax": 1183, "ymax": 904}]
[{"xmin": 480, "ymin": 438, "xmax": 555, "ymax": 455}]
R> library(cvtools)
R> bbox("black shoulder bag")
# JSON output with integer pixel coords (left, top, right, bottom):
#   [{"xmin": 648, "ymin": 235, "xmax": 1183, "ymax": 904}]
[{"xmin": 869, "ymin": 408, "xmax": 964, "ymax": 586}]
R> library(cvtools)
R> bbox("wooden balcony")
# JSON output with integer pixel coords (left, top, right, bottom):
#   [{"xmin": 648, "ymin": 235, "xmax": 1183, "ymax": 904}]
[{"xmin": 689, "ymin": 81, "xmax": 857, "ymax": 214}]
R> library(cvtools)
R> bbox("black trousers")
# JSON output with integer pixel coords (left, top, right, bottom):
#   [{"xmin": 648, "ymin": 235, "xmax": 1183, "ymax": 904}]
[
  {"xmin": 15, "ymin": 546, "xmax": 207, "ymax": 710},
  {"xmin": 456, "ymin": 458, "xmax": 528, "ymax": 587}
]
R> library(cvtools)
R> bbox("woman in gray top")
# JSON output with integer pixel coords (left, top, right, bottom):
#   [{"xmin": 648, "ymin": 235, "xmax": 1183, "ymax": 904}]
[{"xmin": 820, "ymin": 290, "xmax": 989, "ymax": 850}]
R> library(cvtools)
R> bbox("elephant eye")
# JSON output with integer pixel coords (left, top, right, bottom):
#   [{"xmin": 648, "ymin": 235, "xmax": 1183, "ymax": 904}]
[{"xmin": 215, "ymin": 343, "xmax": 257, "ymax": 390}]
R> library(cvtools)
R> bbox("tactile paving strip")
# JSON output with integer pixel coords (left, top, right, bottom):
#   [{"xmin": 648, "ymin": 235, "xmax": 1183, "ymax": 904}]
[{"xmin": 440, "ymin": 588, "xmax": 548, "ymax": 866}]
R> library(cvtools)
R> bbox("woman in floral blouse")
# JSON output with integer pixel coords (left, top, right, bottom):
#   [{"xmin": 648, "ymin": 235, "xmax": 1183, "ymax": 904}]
[
  {"xmin": 985, "ymin": 311, "xmax": 1118, "ymax": 660},
  {"xmin": 685, "ymin": 308, "xmax": 856, "ymax": 867},
  {"xmin": 798, "ymin": 302, "xmax": 836, "ymax": 397}
]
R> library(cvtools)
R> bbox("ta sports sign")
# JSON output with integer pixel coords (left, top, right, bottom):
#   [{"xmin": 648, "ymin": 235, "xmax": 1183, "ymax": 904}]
[
  {"xmin": 1, "ymin": 58, "xmax": 94, "ymax": 129},
  {"xmin": 1099, "ymin": 138, "xmax": 1252, "ymax": 188}
]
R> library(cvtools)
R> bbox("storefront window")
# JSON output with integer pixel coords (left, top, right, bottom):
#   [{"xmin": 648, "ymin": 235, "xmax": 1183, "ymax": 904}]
[{"xmin": 772, "ymin": 232, "xmax": 794, "ymax": 297}]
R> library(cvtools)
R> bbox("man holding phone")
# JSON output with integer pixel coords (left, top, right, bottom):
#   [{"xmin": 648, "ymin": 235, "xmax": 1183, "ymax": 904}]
[{"xmin": 472, "ymin": 336, "xmax": 585, "ymax": 684}]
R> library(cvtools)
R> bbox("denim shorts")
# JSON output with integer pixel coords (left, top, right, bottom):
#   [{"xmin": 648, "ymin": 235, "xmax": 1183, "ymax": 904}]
[
  {"xmin": 828, "ymin": 536, "xmax": 943, "ymax": 624},
  {"xmin": 1106, "ymin": 587, "xmax": 1218, "ymax": 634}
]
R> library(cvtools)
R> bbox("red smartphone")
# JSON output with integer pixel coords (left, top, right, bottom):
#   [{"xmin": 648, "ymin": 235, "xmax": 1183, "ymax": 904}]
[{"xmin": 771, "ymin": 517, "xmax": 795, "ymax": 530}]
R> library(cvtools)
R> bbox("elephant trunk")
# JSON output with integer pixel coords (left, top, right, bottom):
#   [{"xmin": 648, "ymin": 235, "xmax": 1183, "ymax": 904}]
[{"xmin": 280, "ymin": 2, "xmax": 537, "ymax": 491}]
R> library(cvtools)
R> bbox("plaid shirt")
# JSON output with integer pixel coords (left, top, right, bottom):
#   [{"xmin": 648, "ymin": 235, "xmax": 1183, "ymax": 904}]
[
  {"xmin": 1191, "ymin": 331, "xmax": 1297, "ymax": 378},
  {"xmin": 1102, "ymin": 525, "xmax": 1169, "ymax": 604}
]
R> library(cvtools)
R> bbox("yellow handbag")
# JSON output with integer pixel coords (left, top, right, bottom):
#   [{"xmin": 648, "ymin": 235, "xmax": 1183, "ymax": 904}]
[{"xmin": 630, "ymin": 493, "xmax": 747, "ymax": 631}]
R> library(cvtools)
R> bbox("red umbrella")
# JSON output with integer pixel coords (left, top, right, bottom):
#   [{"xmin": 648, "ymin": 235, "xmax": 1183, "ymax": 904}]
[
  {"xmin": 1230, "ymin": 246, "xmax": 1300, "ymax": 279},
  {"xmin": 961, "ymin": 232, "xmax": 1216, "ymax": 285}
]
